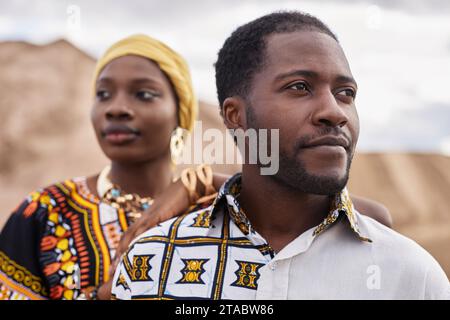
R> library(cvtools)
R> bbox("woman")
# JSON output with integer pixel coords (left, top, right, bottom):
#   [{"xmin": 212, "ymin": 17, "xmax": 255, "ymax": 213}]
[
  {"xmin": 0, "ymin": 34, "xmax": 217, "ymax": 300},
  {"xmin": 0, "ymin": 34, "xmax": 391, "ymax": 300}
]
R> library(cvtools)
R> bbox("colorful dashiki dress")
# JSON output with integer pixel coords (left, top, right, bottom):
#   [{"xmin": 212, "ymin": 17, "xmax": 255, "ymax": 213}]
[{"xmin": 0, "ymin": 177, "xmax": 142, "ymax": 300}]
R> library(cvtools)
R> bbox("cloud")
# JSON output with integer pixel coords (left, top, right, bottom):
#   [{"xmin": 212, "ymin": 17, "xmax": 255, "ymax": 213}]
[
  {"xmin": 323, "ymin": 0, "xmax": 450, "ymax": 15},
  {"xmin": 358, "ymin": 103, "xmax": 450, "ymax": 151}
]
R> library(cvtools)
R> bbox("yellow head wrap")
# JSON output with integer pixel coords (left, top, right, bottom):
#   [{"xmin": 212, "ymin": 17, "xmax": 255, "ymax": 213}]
[{"xmin": 92, "ymin": 34, "xmax": 197, "ymax": 132}]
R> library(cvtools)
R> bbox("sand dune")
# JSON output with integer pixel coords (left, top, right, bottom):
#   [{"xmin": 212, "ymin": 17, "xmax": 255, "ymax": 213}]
[{"xmin": 0, "ymin": 39, "xmax": 448, "ymax": 277}]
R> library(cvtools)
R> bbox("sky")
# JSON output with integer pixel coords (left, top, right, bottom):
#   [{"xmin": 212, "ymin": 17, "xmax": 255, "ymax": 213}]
[{"xmin": 1, "ymin": 0, "xmax": 450, "ymax": 154}]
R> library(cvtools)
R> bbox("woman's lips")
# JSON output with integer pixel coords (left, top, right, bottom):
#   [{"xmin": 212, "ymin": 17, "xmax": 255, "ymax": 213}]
[
  {"xmin": 101, "ymin": 124, "xmax": 141, "ymax": 145},
  {"xmin": 104, "ymin": 132, "xmax": 139, "ymax": 145}
]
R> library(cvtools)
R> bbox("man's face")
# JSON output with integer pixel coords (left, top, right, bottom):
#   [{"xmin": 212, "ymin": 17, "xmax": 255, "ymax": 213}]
[{"xmin": 246, "ymin": 30, "xmax": 359, "ymax": 195}]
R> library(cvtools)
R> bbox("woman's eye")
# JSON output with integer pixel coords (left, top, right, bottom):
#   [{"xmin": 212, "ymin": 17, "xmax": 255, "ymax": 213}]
[
  {"xmin": 96, "ymin": 90, "xmax": 111, "ymax": 101},
  {"xmin": 287, "ymin": 82, "xmax": 309, "ymax": 92},
  {"xmin": 337, "ymin": 88, "xmax": 356, "ymax": 98},
  {"xmin": 136, "ymin": 90, "xmax": 157, "ymax": 101}
]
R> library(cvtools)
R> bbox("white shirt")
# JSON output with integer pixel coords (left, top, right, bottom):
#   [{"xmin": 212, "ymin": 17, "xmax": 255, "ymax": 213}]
[
  {"xmin": 111, "ymin": 174, "xmax": 450, "ymax": 300},
  {"xmin": 255, "ymin": 212, "xmax": 449, "ymax": 299}
]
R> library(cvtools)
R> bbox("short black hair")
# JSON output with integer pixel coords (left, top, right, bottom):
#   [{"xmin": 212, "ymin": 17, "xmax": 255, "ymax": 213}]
[{"xmin": 214, "ymin": 11, "xmax": 338, "ymax": 108}]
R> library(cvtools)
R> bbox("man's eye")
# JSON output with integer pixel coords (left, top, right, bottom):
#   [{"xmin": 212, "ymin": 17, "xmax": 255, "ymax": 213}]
[
  {"xmin": 287, "ymin": 82, "xmax": 309, "ymax": 92},
  {"xmin": 96, "ymin": 90, "xmax": 111, "ymax": 101},
  {"xmin": 136, "ymin": 90, "xmax": 157, "ymax": 101},
  {"xmin": 337, "ymin": 88, "xmax": 356, "ymax": 98}
]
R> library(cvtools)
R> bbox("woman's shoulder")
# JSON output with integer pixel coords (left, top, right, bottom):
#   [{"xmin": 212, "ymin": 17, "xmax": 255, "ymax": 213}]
[
  {"xmin": 40, "ymin": 176, "xmax": 88, "ymax": 196},
  {"xmin": 10, "ymin": 176, "xmax": 97, "ymax": 221},
  {"xmin": 43, "ymin": 176, "xmax": 98, "ymax": 201},
  {"xmin": 350, "ymin": 194, "xmax": 393, "ymax": 228}
]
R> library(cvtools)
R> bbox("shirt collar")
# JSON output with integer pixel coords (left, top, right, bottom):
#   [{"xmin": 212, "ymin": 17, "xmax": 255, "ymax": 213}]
[{"xmin": 210, "ymin": 173, "xmax": 372, "ymax": 243}]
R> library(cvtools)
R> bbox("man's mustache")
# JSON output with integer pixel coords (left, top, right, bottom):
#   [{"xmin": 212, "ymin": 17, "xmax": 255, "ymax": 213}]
[{"xmin": 293, "ymin": 127, "xmax": 353, "ymax": 153}]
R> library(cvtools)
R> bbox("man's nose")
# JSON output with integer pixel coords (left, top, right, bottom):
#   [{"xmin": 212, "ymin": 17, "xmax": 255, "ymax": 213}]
[
  {"xmin": 105, "ymin": 94, "xmax": 134, "ymax": 120},
  {"xmin": 311, "ymin": 90, "xmax": 349, "ymax": 128}
]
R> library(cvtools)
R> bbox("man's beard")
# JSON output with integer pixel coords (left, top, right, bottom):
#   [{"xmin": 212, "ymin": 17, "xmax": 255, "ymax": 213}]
[
  {"xmin": 275, "ymin": 149, "xmax": 352, "ymax": 195},
  {"xmin": 246, "ymin": 103, "xmax": 353, "ymax": 196}
]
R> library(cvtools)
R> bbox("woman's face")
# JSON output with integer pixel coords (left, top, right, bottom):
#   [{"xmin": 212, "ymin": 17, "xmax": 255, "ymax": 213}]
[{"xmin": 91, "ymin": 55, "xmax": 178, "ymax": 164}]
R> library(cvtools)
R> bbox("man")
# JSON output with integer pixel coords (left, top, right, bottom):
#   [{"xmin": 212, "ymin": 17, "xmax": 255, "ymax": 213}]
[{"xmin": 111, "ymin": 11, "xmax": 449, "ymax": 299}]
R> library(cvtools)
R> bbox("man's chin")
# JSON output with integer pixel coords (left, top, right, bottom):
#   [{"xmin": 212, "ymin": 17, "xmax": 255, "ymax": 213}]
[
  {"xmin": 305, "ymin": 168, "xmax": 347, "ymax": 181},
  {"xmin": 276, "ymin": 153, "xmax": 352, "ymax": 195},
  {"xmin": 305, "ymin": 174, "xmax": 348, "ymax": 195},
  {"xmin": 274, "ymin": 168, "xmax": 349, "ymax": 195}
]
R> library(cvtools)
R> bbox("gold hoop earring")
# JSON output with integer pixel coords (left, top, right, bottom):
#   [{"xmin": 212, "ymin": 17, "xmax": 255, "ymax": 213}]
[{"xmin": 170, "ymin": 127, "xmax": 185, "ymax": 164}]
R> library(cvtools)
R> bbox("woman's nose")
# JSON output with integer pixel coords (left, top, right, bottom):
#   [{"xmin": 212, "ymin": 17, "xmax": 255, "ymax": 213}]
[{"xmin": 105, "ymin": 95, "xmax": 134, "ymax": 120}]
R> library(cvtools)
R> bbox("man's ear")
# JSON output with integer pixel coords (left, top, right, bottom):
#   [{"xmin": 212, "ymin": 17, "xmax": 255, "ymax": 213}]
[{"xmin": 222, "ymin": 96, "xmax": 247, "ymax": 131}]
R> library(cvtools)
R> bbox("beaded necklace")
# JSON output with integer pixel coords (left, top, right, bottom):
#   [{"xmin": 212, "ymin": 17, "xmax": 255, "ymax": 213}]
[{"xmin": 96, "ymin": 166, "xmax": 153, "ymax": 222}]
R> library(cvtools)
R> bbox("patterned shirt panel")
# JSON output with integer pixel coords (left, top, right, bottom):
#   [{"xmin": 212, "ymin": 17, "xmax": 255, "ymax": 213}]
[
  {"xmin": 113, "ymin": 208, "xmax": 269, "ymax": 300},
  {"xmin": 112, "ymin": 173, "xmax": 369, "ymax": 300}
]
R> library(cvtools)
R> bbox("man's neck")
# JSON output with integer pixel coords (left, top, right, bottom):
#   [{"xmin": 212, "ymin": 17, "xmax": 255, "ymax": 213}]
[
  {"xmin": 108, "ymin": 153, "xmax": 173, "ymax": 199},
  {"xmin": 239, "ymin": 165, "xmax": 332, "ymax": 253}
]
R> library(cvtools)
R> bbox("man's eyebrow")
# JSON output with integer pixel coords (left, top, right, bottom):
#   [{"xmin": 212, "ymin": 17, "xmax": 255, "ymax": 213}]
[
  {"xmin": 274, "ymin": 69, "xmax": 358, "ymax": 88},
  {"xmin": 274, "ymin": 69, "xmax": 318, "ymax": 82},
  {"xmin": 335, "ymin": 75, "xmax": 358, "ymax": 89}
]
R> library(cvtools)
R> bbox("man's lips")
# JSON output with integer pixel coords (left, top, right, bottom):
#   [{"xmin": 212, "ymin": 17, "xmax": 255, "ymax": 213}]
[
  {"xmin": 298, "ymin": 135, "xmax": 351, "ymax": 157},
  {"xmin": 302, "ymin": 135, "xmax": 350, "ymax": 150},
  {"xmin": 101, "ymin": 124, "xmax": 141, "ymax": 145}
]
